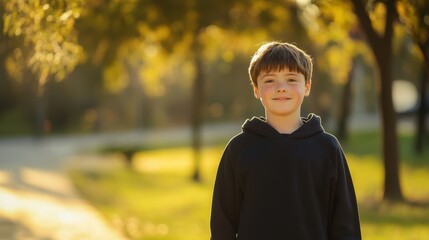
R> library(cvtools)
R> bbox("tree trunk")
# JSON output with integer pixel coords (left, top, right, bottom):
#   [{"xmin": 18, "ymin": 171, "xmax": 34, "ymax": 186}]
[
  {"xmin": 34, "ymin": 84, "xmax": 47, "ymax": 138},
  {"xmin": 350, "ymin": 0, "xmax": 403, "ymax": 201},
  {"xmin": 379, "ymin": 62, "xmax": 403, "ymax": 200},
  {"xmin": 337, "ymin": 57, "xmax": 358, "ymax": 141},
  {"xmin": 125, "ymin": 61, "xmax": 144, "ymax": 129},
  {"xmin": 191, "ymin": 43, "xmax": 205, "ymax": 182},
  {"xmin": 415, "ymin": 41, "xmax": 429, "ymax": 153},
  {"xmin": 90, "ymin": 65, "xmax": 104, "ymax": 132}
]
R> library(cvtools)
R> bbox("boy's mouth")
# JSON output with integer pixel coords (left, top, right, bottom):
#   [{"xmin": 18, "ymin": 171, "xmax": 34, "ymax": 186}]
[{"xmin": 272, "ymin": 97, "xmax": 291, "ymax": 100}]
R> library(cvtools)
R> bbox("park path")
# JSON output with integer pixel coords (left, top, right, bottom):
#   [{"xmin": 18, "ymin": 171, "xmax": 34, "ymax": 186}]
[
  {"xmin": 0, "ymin": 137, "xmax": 127, "ymax": 239},
  {"xmin": 0, "ymin": 123, "xmax": 241, "ymax": 240}
]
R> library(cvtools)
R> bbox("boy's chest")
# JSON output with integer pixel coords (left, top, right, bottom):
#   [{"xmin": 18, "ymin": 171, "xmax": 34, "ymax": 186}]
[{"xmin": 236, "ymin": 139, "xmax": 332, "ymax": 192}]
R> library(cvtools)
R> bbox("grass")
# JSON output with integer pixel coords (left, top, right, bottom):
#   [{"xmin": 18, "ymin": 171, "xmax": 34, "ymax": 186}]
[{"xmin": 69, "ymin": 131, "xmax": 429, "ymax": 240}]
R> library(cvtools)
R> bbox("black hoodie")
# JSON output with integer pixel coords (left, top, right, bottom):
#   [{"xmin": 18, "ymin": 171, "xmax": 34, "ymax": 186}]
[{"xmin": 210, "ymin": 114, "xmax": 361, "ymax": 240}]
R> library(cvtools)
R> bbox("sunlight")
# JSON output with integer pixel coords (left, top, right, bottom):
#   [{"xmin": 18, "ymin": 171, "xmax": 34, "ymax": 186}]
[
  {"xmin": 0, "ymin": 170, "xmax": 11, "ymax": 185},
  {"xmin": 21, "ymin": 168, "xmax": 73, "ymax": 196},
  {"xmin": 392, "ymin": 80, "xmax": 418, "ymax": 113},
  {"xmin": 0, "ymin": 187, "xmax": 125, "ymax": 239},
  {"xmin": 134, "ymin": 150, "xmax": 192, "ymax": 173},
  {"xmin": 295, "ymin": 0, "xmax": 311, "ymax": 6},
  {"xmin": 142, "ymin": 222, "xmax": 169, "ymax": 236}
]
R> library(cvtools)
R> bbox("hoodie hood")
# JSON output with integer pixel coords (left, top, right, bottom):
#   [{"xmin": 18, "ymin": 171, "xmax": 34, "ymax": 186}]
[{"xmin": 241, "ymin": 113, "xmax": 324, "ymax": 139}]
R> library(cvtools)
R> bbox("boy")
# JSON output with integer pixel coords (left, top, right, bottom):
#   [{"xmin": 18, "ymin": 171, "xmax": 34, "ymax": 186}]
[{"xmin": 210, "ymin": 41, "xmax": 361, "ymax": 240}]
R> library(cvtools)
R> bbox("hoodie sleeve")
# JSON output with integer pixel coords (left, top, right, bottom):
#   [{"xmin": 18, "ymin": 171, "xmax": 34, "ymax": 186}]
[
  {"xmin": 328, "ymin": 146, "xmax": 362, "ymax": 240},
  {"xmin": 210, "ymin": 144, "xmax": 242, "ymax": 240}
]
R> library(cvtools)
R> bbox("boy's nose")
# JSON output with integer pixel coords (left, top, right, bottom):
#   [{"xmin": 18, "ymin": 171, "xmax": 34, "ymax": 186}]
[{"xmin": 276, "ymin": 82, "xmax": 287, "ymax": 92}]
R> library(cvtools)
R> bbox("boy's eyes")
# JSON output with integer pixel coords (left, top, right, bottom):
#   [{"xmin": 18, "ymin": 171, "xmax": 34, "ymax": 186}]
[{"xmin": 263, "ymin": 78, "xmax": 299, "ymax": 83}]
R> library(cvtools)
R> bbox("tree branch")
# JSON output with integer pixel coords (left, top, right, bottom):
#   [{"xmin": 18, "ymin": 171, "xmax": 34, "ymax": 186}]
[
  {"xmin": 350, "ymin": 0, "xmax": 382, "ymax": 55},
  {"xmin": 384, "ymin": 0, "xmax": 396, "ymax": 43}
]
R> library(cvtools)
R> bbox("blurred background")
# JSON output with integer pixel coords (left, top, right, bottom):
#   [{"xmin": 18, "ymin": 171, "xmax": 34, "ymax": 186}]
[
  {"xmin": 0, "ymin": 0, "xmax": 428, "ymax": 239},
  {"xmin": 0, "ymin": 0, "xmax": 426, "ymax": 138}
]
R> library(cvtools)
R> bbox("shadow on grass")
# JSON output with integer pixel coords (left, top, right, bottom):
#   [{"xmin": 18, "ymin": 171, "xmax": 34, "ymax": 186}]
[
  {"xmin": 343, "ymin": 131, "xmax": 429, "ymax": 166},
  {"xmin": 343, "ymin": 130, "xmax": 429, "ymax": 238},
  {"xmin": 359, "ymin": 200, "xmax": 429, "ymax": 227}
]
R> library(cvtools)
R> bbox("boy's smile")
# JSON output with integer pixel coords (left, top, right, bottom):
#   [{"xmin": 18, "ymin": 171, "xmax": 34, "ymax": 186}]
[
  {"xmin": 253, "ymin": 68, "xmax": 311, "ymax": 119},
  {"xmin": 272, "ymin": 96, "xmax": 292, "ymax": 101}
]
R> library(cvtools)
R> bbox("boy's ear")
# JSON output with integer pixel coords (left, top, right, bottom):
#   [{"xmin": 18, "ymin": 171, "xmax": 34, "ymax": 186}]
[
  {"xmin": 304, "ymin": 79, "xmax": 312, "ymax": 97},
  {"xmin": 253, "ymin": 85, "xmax": 260, "ymax": 99}
]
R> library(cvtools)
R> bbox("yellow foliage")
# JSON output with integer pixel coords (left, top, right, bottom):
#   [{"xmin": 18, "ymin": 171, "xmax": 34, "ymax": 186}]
[
  {"xmin": 5, "ymin": 49, "xmax": 25, "ymax": 82},
  {"xmin": 103, "ymin": 60, "xmax": 128, "ymax": 94},
  {"xmin": 155, "ymin": 26, "xmax": 171, "ymax": 41},
  {"xmin": 369, "ymin": 2, "xmax": 387, "ymax": 35},
  {"xmin": 3, "ymin": 0, "xmax": 85, "ymax": 83},
  {"xmin": 222, "ymin": 51, "xmax": 235, "ymax": 63},
  {"xmin": 140, "ymin": 67, "xmax": 165, "ymax": 97},
  {"xmin": 325, "ymin": 46, "xmax": 351, "ymax": 85}
]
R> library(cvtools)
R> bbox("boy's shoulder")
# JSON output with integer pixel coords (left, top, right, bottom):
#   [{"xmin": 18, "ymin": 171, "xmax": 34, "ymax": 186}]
[
  {"xmin": 223, "ymin": 131, "xmax": 261, "ymax": 156},
  {"xmin": 311, "ymin": 130, "xmax": 343, "ymax": 152},
  {"xmin": 227, "ymin": 131, "xmax": 260, "ymax": 148}
]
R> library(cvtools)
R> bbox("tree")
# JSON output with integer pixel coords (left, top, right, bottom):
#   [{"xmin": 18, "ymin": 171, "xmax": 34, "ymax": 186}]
[
  {"xmin": 188, "ymin": 0, "xmax": 239, "ymax": 182},
  {"xmin": 350, "ymin": 0, "xmax": 403, "ymax": 201},
  {"xmin": 74, "ymin": 0, "xmax": 146, "ymax": 131},
  {"xmin": 337, "ymin": 55, "xmax": 359, "ymax": 141},
  {"xmin": 3, "ymin": 0, "xmax": 84, "ymax": 136},
  {"xmin": 310, "ymin": 0, "xmax": 368, "ymax": 141},
  {"xmin": 146, "ymin": 0, "xmax": 253, "ymax": 182},
  {"xmin": 397, "ymin": 0, "xmax": 429, "ymax": 153},
  {"xmin": 0, "ymin": 3, "xmax": 17, "ymax": 116}
]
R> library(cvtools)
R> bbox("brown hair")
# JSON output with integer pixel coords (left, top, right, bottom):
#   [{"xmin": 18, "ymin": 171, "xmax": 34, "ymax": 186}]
[{"xmin": 248, "ymin": 41, "xmax": 313, "ymax": 87}]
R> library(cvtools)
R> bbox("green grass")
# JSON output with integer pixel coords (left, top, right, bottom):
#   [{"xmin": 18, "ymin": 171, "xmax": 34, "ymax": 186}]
[
  {"xmin": 69, "ymin": 131, "xmax": 429, "ymax": 240},
  {"xmin": 70, "ymin": 147, "xmax": 220, "ymax": 240},
  {"xmin": 0, "ymin": 109, "xmax": 33, "ymax": 136}
]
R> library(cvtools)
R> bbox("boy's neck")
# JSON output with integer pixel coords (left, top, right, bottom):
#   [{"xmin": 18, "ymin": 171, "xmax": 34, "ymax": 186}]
[{"xmin": 265, "ymin": 113, "xmax": 303, "ymax": 134}]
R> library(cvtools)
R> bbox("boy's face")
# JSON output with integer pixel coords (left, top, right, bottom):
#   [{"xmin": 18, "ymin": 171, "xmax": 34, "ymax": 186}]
[{"xmin": 253, "ymin": 67, "xmax": 311, "ymax": 119}]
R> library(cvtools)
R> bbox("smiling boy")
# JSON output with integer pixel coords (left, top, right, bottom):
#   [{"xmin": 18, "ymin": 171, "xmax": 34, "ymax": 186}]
[{"xmin": 210, "ymin": 41, "xmax": 361, "ymax": 240}]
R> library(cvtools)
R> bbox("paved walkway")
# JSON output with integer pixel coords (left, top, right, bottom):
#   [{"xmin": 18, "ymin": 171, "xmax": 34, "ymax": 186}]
[
  {"xmin": 0, "ymin": 136, "xmax": 128, "ymax": 240},
  {"xmin": 0, "ymin": 123, "xmax": 241, "ymax": 240}
]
